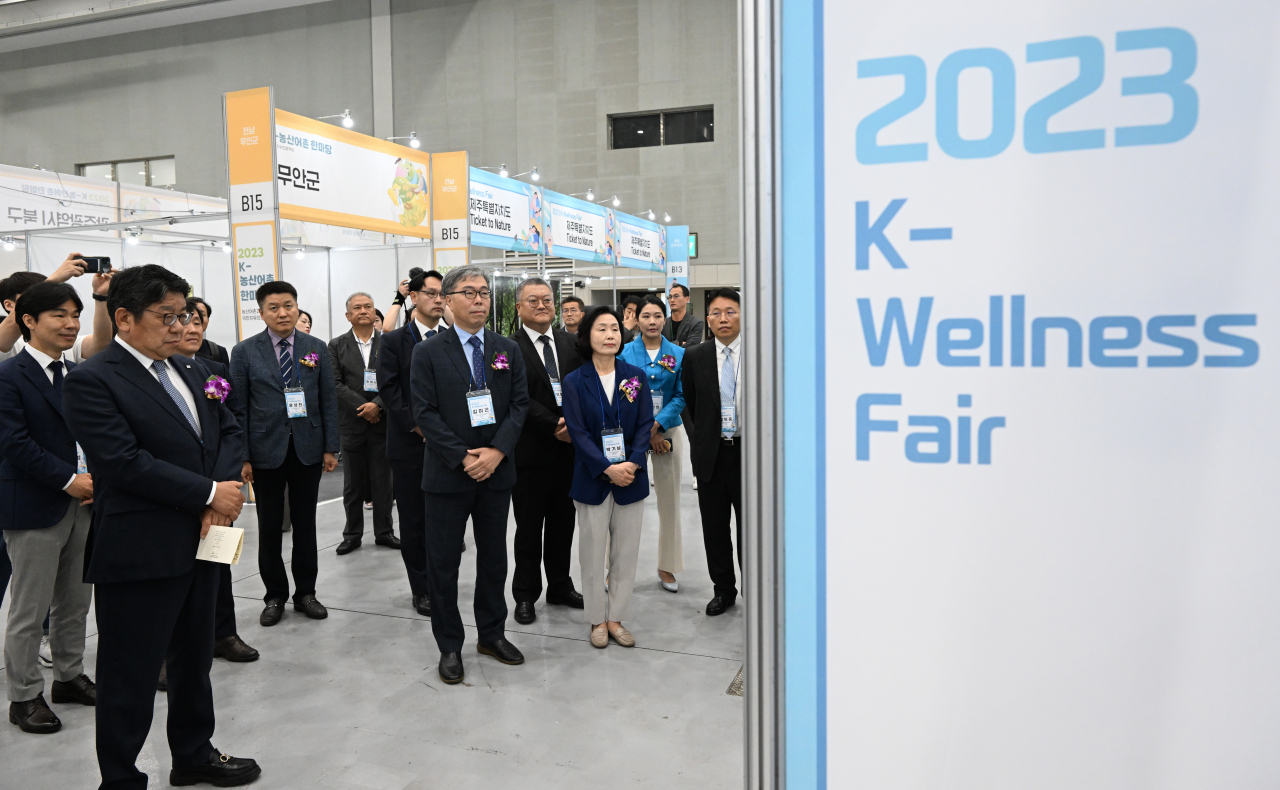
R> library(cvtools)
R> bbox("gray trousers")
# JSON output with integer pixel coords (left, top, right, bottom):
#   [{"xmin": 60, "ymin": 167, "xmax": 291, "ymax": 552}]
[
  {"xmin": 577, "ymin": 494, "xmax": 645, "ymax": 625},
  {"xmin": 4, "ymin": 500, "xmax": 93, "ymax": 702}
]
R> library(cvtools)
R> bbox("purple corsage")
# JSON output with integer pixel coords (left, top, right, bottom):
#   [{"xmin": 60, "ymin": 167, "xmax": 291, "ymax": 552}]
[
  {"xmin": 619, "ymin": 376, "xmax": 641, "ymax": 403},
  {"xmin": 300, "ymin": 352, "xmax": 320, "ymax": 368},
  {"xmin": 492, "ymin": 351, "xmax": 510, "ymax": 371},
  {"xmin": 204, "ymin": 375, "xmax": 230, "ymax": 403},
  {"xmin": 657, "ymin": 354, "xmax": 677, "ymax": 372}
]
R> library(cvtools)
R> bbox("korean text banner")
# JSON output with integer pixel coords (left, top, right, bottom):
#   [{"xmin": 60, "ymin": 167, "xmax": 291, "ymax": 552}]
[
  {"xmin": 468, "ymin": 167, "xmax": 544, "ymax": 254},
  {"xmin": 274, "ymin": 110, "xmax": 430, "ymax": 239},
  {"xmin": 617, "ymin": 213, "xmax": 664, "ymax": 272},
  {"xmin": 544, "ymin": 190, "xmax": 616, "ymax": 265},
  {"xmin": 224, "ymin": 87, "xmax": 280, "ymax": 342},
  {"xmin": 0, "ymin": 164, "xmax": 117, "ymax": 233}
]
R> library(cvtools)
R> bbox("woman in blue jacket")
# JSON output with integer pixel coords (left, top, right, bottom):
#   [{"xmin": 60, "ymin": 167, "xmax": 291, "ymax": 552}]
[
  {"xmin": 619, "ymin": 295, "xmax": 686, "ymax": 593},
  {"xmin": 562, "ymin": 306, "xmax": 654, "ymax": 648}
]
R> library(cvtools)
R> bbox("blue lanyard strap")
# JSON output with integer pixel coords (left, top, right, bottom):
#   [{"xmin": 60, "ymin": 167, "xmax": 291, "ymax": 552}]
[{"xmin": 595, "ymin": 369, "xmax": 622, "ymax": 430}]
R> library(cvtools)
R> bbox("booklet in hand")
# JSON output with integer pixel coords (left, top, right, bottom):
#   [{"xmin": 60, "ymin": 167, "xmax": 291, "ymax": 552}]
[{"xmin": 196, "ymin": 525, "xmax": 244, "ymax": 565}]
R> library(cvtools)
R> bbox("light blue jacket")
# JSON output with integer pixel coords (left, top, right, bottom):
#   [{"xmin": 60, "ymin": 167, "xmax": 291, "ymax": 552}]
[{"xmin": 620, "ymin": 335, "xmax": 685, "ymax": 431}]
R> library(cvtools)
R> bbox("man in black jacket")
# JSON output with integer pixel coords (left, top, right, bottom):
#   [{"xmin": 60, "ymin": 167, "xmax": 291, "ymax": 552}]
[
  {"xmin": 663, "ymin": 283, "xmax": 705, "ymax": 348},
  {"xmin": 508, "ymin": 277, "xmax": 584, "ymax": 625}
]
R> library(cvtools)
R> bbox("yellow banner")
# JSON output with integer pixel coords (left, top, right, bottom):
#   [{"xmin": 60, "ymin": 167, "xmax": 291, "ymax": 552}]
[
  {"xmin": 225, "ymin": 88, "xmax": 274, "ymax": 186},
  {"xmin": 431, "ymin": 151, "xmax": 469, "ymax": 269}
]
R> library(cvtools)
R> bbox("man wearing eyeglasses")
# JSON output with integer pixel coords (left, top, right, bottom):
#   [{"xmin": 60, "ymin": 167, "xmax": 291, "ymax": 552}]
[
  {"xmin": 377, "ymin": 269, "xmax": 449, "ymax": 616},
  {"xmin": 681, "ymin": 288, "xmax": 743, "ymax": 617},
  {"xmin": 410, "ymin": 266, "xmax": 528, "ymax": 685},
  {"xmin": 228, "ymin": 281, "xmax": 340, "ymax": 629}
]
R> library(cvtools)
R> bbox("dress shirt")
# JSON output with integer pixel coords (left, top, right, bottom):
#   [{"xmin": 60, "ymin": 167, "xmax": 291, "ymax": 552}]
[
  {"xmin": 414, "ymin": 318, "xmax": 446, "ymax": 341},
  {"xmin": 354, "ymin": 329, "xmax": 376, "ymax": 367},
  {"xmin": 715, "ymin": 335, "xmax": 742, "ymax": 437},
  {"xmin": 114, "ymin": 337, "xmax": 216, "ymax": 505},
  {"xmin": 1, "ymin": 335, "xmax": 86, "ymax": 364},
  {"xmin": 522, "ymin": 324, "xmax": 560, "ymax": 378},
  {"xmin": 599, "ymin": 370, "xmax": 616, "ymax": 405},
  {"xmin": 269, "ymin": 328, "xmax": 296, "ymax": 366},
  {"xmin": 452, "ymin": 324, "xmax": 483, "ymax": 354},
  {"xmin": 22, "ymin": 345, "xmax": 77, "ymax": 491}
]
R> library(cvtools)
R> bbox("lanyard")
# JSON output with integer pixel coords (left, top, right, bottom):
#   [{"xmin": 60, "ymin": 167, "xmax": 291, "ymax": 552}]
[{"xmin": 594, "ymin": 369, "xmax": 622, "ymax": 430}]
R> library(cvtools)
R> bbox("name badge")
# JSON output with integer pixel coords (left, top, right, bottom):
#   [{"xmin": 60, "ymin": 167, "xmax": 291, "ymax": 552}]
[
  {"xmin": 364, "ymin": 369, "xmax": 379, "ymax": 392},
  {"xmin": 551, "ymin": 379, "xmax": 563, "ymax": 407},
  {"xmin": 467, "ymin": 388, "xmax": 496, "ymax": 427},
  {"xmin": 76, "ymin": 443, "xmax": 87, "ymax": 475},
  {"xmin": 652, "ymin": 393, "xmax": 664, "ymax": 415},
  {"xmin": 720, "ymin": 405, "xmax": 737, "ymax": 438},
  {"xmin": 285, "ymin": 387, "xmax": 307, "ymax": 419},
  {"xmin": 602, "ymin": 428, "xmax": 626, "ymax": 464}
]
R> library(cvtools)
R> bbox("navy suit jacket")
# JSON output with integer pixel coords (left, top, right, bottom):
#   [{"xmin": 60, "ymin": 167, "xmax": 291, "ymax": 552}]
[
  {"xmin": 63, "ymin": 341, "xmax": 245, "ymax": 584},
  {"xmin": 0, "ymin": 350, "xmax": 80, "ymax": 530},
  {"xmin": 377, "ymin": 322, "xmax": 446, "ymax": 462},
  {"xmin": 510, "ymin": 327, "xmax": 582, "ymax": 468},
  {"xmin": 562, "ymin": 359, "xmax": 654, "ymax": 506},
  {"xmin": 228, "ymin": 328, "xmax": 340, "ymax": 468},
  {"xmin": 410, "ymin": 327, "xmax": 528, "ymax": 493}
]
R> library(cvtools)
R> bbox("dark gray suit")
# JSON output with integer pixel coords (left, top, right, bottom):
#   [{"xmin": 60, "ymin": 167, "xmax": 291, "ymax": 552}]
[
  {"xmin": 328, "ymin": 329, "xmax": 393, "ymax": 543},
  {"xmin": 663, "ymin": 313, "xmax": 705, "ymax": 348},
  {"xmin": 410, "ymin": 326, "xmax": 528, "ymax": 653}
]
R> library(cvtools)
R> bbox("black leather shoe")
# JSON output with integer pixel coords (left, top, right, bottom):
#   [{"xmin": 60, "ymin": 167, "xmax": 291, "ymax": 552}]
[
  {"xmin": 157, "ymin": 661, "xmax": 168, "ymax": 692},
  {"xmin": 9, "ymin": 693, "xmax": 61, "ymax": 733},
  {"xmin": 477, "ymin": 638, "xmax": 525, "ymax": 665},
  {"xmin": 546, "ymin": 589, "xmax": 585, "ymax": 609},
  {"xmin": 513, "ymin": 602, "xmax": 536, "ymax": 625},
  {"xmin": 50, "ymin": 674, "xmax": 96, "ymax": 706},
  {"xmin": 375, "ymin": 534, "xmax": 401, "ymax": 549},
  {"xmin": 259, "ymin": 600, "xmax": 284, "ymax": 627},
  {"xmin": 706, "ymin": 596, "xmax": 737, "ymax": 616},
  {"xmin": 413, "ymin": 595, "xmax": 432, "ymax": 617},
  {"xmin": 214, "ymin": 635, "xmax": 260, "ymax": 663},
  {"xmin": 439, "ymin": 652, "xmax": 464, "ymax": 684},
  {"xmin": 293, "ymin": 594, "xmax": 328, "ymax": 619},
  {"xmin": 169, "ymin": 749, "xmax": 262, "ymax": 787},
  {"xmin": 335, "ymin": 539, "xmax": 361, "ymax": 555}
]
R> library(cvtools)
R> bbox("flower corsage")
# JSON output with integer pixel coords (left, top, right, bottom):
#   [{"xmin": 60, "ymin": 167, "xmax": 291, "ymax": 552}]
[
  {"xmin": 203, "ymin": 375, "xmax": 230, "ymax": 403},
  {"xmin": 657, "ymin": 354, "xmax": 677, "ymax": 372},
  {"xmin": 619, "ymin": 376, "xmax": 641, "ymax": 403},
  {"xmin": 492, "ymin": 351, "xmax": 510, "ymax": 371},
  {"xmin": 300, "ymin": 352, "xmax": 320, "ymax": 368}
]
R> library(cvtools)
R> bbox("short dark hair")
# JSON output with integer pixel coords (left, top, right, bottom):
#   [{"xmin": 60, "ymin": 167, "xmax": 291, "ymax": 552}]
[
  {"xmin": 409, "ymin": 269, "xmax": 443, "ymax": 292},
  {"xmin": 668, "ymin": 283, "xmax": 690, "ymax": 297},
  {"xmin": 638, "ymin": 294, "xmax": 667, "ymax": 317},
  {"xmin": 188, "ymin": 296, "xmax": 211, "ymax": 321},
  {"xmin": 108, "ymin": 264, "xmax": 190, "ymax": 329},
  {"xmin": 15, "ymin": 281, "xmax": 82, "ymax": 341},
  {"xmin": 299, "ymin": 309, "xmax": 313, "ymax": 325},
  {"xmin": 185, "ymin": 298, "xmax": 205, "ymax": 326},
  {"xmin": 1, "ymin": 271, "xmax": 46, "ymax": 306},
  {"xmin": 255, "ymin": 280, "xmax": 298, "ymax": 306},
  {"xmin": 561, "ymin": 296, "xmax": 585, "ymax": 310},
  {"xmin": 621, "ymin": 295, "xmax": 644, "ymax": 311},
  {"xmin": 575, "ymin": 305, "xmax": 622, "ymax": 362},
  {"xmin": 706, "ymin": 287, "xmax": 740, "ymax": 306}
]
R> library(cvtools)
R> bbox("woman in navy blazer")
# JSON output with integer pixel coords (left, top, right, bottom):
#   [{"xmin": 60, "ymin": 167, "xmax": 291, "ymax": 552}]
[{"xmin": 562, "ymin": 306, "xmax": 654, "ymax": 649}]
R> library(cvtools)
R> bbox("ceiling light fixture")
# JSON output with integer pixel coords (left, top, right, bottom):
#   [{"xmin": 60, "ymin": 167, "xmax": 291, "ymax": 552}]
[
  {"xmin": 569, "ymin": 189, "xmax": 596, "ymax": 202},
  {"xmin": 295, "ymin": 247, "xmax": 306, "ymax": 259},
  {"xmin": 663, "ymin": 212, "xmax": 671, "ymax": 223},
  {"xmin": 386, "ymin": 131, "xmax": 421, "ymax": 149},
  {"xmin": 318, "ymin": 109, "xmax": 355, "ymax": 128},
  {"xmin": 611, "ymin": 195, "xmax": 620, "ymax": 207},
  {"xmin": 512, "ymin": 167, "xmax": 541, "ymax": 181}
]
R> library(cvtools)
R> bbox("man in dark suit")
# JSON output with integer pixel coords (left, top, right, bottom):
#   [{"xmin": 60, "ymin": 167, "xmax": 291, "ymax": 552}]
[
  {"xmin": 329, "ymin": 291, "xmax": 398, "ymax": 555},
  {"xmin": 681, "ymin": 288, "xmax": 742, "ymax": 617},
  {"xmin": 377, "ymin": 269, "xmax": 448, "ymax": 617},
  {"xmin": 411, "ymin": 266, "xmax": 529, "ymax": 684},
  {"xmin": 228, "ymin": 280, "xmax": 340, "ymax": 628},
  {"xmin": 508, "ymin": 277, "xmax": 584, "ymax": 625},
  {"xmin": 0, "ymin": 282, "xmax": 96, "ymax": 735},
  {"xmin": 664, "ymin": 283, "xmax": 705, "ymax": 348},
  {"xmin": 63, "ymin": 264, "xmax": 259, "ymax": 789}
]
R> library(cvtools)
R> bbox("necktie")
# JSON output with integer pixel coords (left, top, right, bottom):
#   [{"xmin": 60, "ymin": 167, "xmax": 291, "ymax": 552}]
[
  {"xmin": 427, "ymin": 329, "xmax": 437, "ymax": 339},
  {"xmin": 49, "ymin": 360, "xmax": 63, "ymax": 399},
  {"xmin": 720, "ymin": 346, "xmax": 737, "ymax": 419},
  {"xmin": 278, "ymin": 338, "xmax": 294, "ymax": 385},
  {"xmin": 468, "ymin": 335, "xmax": 485, "ymax": 389},
  {"xmin": 152, "ymin": 360, "xmax": 201, "ymax": 437},
  {"xmin": 538, "ymin": 335, "xmax": 559, "ymax": 380}
]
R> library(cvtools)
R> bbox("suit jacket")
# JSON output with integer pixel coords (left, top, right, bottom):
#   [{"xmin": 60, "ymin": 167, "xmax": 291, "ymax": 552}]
[
  {"xmin": 228, "ymin": 328, "xmax": 340, "ymax": 468},
  {"xmin": 510, "ymin": 327, "xmax": 582, "ymax": 468},
  {"xmin": 619, "ymin": 335, "xmax": 686, "ymax": 430},
  {"xmin": 63, "ymin": 341, "xmax": 245, "ymax": 584},
  {"xmin": 379, "ymin": 324, "xmax": 423, "ymax": 462},
  {"xmin": 680, "ymin": 339, "xmax": 727, "ymax": 481},
  {"xmin": 663, "ymin": 314, "xmax": 705, "ymax": 348},
  {"xmin": 328, "ymin": 329, "xmax": 386, "ymax": 436},
  {"xmin": 189, "ymin": 356, "xmax": 228, "ymax": 381},
  {"xmin": 196, "ymin": 338, "xmax": 230, "ymax": 369},
  {"xmin": 561, "ymin": 359, "xmax": 653, "ymax": 506},
  {"xmin": 0, "ymin": 351, "xmax": 80, "ymax": 530},
  {"xmin": 410, "ymin": 327, "xmax": 528, "ymax": 493}
]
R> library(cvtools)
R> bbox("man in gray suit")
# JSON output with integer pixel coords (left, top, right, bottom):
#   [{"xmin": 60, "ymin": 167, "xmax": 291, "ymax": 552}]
[
  {"xmin": 228, "ymin": 280, "xmax": 340, "ymax": 627},
  {"xmin": 663, "ymin": 283, "xmax": 705, "ymax": 347},
  {"xmin": 329, "ymin": 292, "xmax": 398, "ymax": 556}
]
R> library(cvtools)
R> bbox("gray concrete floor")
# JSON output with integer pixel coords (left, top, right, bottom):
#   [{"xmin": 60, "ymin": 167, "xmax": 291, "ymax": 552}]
[{"xmin": 0, "ymin": 435, "xmax": 744, "ymax": 789}]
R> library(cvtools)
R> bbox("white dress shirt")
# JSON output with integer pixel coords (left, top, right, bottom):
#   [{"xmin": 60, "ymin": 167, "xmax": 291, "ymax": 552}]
[
  {"xmin": 599, "ymin": 370, "xmax": 616, "ymax": 404},
  {"xmin": 354, "ymin": 330, "xmax": 376, "ymax": 367},
  {"xmin": 414, "ymin": 318, "xmax": 446, "ymax": 341},
  {"xmin": 114, "ymin": 337, "xmax": 216, "ymax": 505},
  {"xmin": 22, "ymin": 345, "xmax": 78, "ymax": 491},
  {"xmin": 522, "ymin": 324, "xmax": 561, "ymax": 379},
  {"xmin": 715, "ymin": 335, "xmax": 742, "ymax": 437},
  {"xmin": 1, "ymin": 335, "xmax": 87, "ymax": 364}
]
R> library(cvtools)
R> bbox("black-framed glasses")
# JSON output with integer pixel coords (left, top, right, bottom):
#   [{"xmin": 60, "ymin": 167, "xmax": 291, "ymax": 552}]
[
  {"xmin": 415, "ymin": 289, "xmax": 444, "ymax": 300},
  {"xmin": 145, "ymin": 309, "xmax": 194, "ymax": 326},
  {"xmin": 447, "ymin": 288, "xmax": 492, "ymax": 300}
]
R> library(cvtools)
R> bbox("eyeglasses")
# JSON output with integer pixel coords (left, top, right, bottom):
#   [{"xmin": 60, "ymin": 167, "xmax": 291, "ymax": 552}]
[
  {"xmin": 447, "ymin": 288, "xmax": 492, "ymax": 301},
  {"xmin": 146, "ymin": 309, "xmax": 194, "ymax": 326},
  {"xmin": 708, "ymin": 309, "xmax": 739, "ymax": 320},
  {"xmin": 522, "ymin": 297, "xmax": 555, "ymax": 307},
  {"xmin": 415, "ymin": 290, "xmax": 444, "ymax": 300}
]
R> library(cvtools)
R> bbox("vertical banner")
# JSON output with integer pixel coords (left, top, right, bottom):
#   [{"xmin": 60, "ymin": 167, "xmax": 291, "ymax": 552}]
[
  {"xmin": 782, "ymin": 2, "xmax": 1280, "ymax": 789},
  {"xmin": 431, "ymin": 151, "xmax": 469, "ymax": 270},
  {"xmin": 665, "ymin": 225, "xmax": 689, "ymax": 290},
  {"xmin": 223, "ymin": 87, "xmax": 281, "ymax": 341}
]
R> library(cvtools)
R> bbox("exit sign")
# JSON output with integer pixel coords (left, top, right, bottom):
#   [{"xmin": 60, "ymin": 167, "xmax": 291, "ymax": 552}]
[{"xmin": 688, "ymin": 232, "xmax": 698, "ymax": 259}]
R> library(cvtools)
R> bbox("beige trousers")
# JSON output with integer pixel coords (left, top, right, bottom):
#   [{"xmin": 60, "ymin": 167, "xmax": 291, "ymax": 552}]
[
  {"xmin": 651, "ymin": 426, "xmax": 686, "ymax": 574},
  {"xmin": 577, "ymin": 493, "xmax": 645, "ymax": 625}
]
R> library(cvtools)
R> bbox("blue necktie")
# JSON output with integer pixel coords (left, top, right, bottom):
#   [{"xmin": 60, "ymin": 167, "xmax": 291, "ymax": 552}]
[
  {"xmin": 720, "ymin": 346, "xmax": 737, "ymax": 431},
  {"xmin": 468, "ymin": 335, "xmax": 485, "ymax": 389},
  {"xmin": 278, "ymin": 338, "xmax": 294, "ymax": 385},
  {"xmin": 152, "ymin": 360, "xmax": 201, "ymax": 437}
]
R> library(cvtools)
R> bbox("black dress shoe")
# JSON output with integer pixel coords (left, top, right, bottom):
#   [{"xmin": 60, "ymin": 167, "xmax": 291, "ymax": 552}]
[
  {"xmin": 438, "ymin": 652, "xmax": 464, "ymax": 684},
  {"xmin": 477, "ymin": 638, "xmax": 524, "ymax": 665},
  {"xmin": 259, "ymin": 600, "xmax": 284, "ymax": 627},
  {"xmin": 513, "ymin": 601, "xmax": 536, "ymax": 625},
  {"xmin": 293, "ymin": 594, "xmax": 328, "ymax": 619},
  {"xmin": 214, "ymin": 635, "xmax": 260, "ymax": 663},
  {"xmin": 412, "ymin": 595, "xmax": 432, "ymax": 617},
  {"xmin": 375, "ymin": 534, "xmax": 401, "ymax": 549},
  {"xmin": 546, "ymin": 589, "xmax": 585, "ymax": 609},
  {"xmin": 9, "ymin": 693, "xmax": 61, "ymax": 733},
  {"xmin": 169, "ymin": 749, "xmax": 262, "ymax": 787},
  {"xmin": 157, "ymin": 661, "xmax": 168, "ymax": 692},
  {"xmin": 706, "ymin": 596, "xmax": 736, "ymax": 616},
  {"xmin": 335, "ymin": 539, "xmax": 361, "ymax": 555},
  {"xmin": 50, "ymin": 674, "xmax": 96, "ymax": 706}
]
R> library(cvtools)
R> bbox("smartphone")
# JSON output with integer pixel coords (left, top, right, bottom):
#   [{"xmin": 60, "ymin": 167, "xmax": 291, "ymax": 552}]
[{"xmin": 78, "ymin": 256, "xmax": 112, "ymax": 273}]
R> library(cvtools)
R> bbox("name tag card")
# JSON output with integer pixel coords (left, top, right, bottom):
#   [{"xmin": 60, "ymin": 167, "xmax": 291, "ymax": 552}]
[
  {"xmin": 721, "ymin": 405, "xmax": 737, "ymax": 438},
  {"xmin": 285, "ymin": 387, "xmax": 307, "ymax": 419},
  {"xmin": 363, "ymin": 370, "xmax": 379, "ymax": 392},
  {"xmin": 552, "ymin": 380, "xmax": 563, "ymax": 407},
  {"xmin": 602, "ymin": 428, "xmax": 626, "ymax": 463},
  {"xmin": 652, "ymin": 393, "xmax": 664, "ymax": 415},
  {"xmin": 76, "ymin": 443, "xmax": 87, "ymax": 475},
  {"xmin": 467, "ymin": 389, "xmax": 496, "ymax": 427},
  {"xmin": 196, "ymin": 525, "xmax": 244, "ymax": 565}
]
